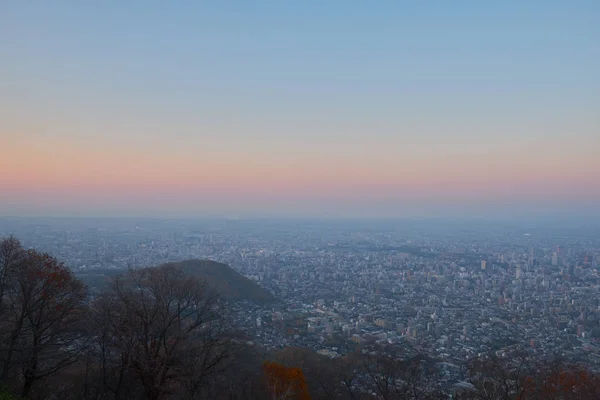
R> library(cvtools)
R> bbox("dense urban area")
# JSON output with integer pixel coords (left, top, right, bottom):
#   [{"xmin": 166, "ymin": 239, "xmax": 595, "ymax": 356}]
[{"xmin": 1, "ymin": 216, "xmax": 600, "ymax": 395}]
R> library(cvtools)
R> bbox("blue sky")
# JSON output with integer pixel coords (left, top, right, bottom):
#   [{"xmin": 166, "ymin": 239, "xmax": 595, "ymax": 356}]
[{"xmin": 1, "ymin": 1, "xmax": 599, "ymax": 218}]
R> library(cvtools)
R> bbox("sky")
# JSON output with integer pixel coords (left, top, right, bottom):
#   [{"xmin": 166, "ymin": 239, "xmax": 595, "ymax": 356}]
[{"xmin": 1, "ymin": 1, "xmax": 599, "ymax": 219}]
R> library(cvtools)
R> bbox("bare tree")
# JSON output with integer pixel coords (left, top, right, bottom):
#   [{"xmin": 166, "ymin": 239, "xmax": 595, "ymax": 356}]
[
  {"xmin": 94, "ymin": 265, "xmax": 232, "ymax": 400},
  {"xmin": 362, "ymin": 353, "xmax": 447, "ymax": 400},
  {"xmin": 0, "ymin": 236, "xmax": 25, "ymax": 384},
  {"xmin": 0, "ymin": 236, "xmax": 24, "ymax": 315},
  {"xmin": 462, "ymin": 352, "xmax": 535, "ymax": 400},
  {"xmin": 193, "ymin": 343, "xmax": 269, "ymax": 400},
  {"xmin": 310, "ymin": 356, "xmax": 365, "ymax": 400},
  {"xmin": 0, "ymin": 246, "xmax": 88, "ymax": 398}
]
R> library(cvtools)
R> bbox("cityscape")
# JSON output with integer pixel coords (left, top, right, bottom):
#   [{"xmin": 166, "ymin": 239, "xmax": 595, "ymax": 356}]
[
  {"xmin": 2, "ymin": 1, "xmax": 599, "ymax": 398},
  {"xmin": 2, "ymin": 216, "xmax": 599, "ymax": 390}
]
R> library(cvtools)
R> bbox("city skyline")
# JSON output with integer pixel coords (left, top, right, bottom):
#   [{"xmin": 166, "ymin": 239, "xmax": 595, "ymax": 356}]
[{"xmin": 2, "ymin": 1, "xmax": 599, "ymax": 218}]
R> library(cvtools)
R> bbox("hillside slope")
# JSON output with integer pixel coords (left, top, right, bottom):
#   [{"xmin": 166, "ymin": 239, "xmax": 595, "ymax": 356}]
[{"xmin": 162, "ymin": 259, "xmax": 275, "ymax": 304}]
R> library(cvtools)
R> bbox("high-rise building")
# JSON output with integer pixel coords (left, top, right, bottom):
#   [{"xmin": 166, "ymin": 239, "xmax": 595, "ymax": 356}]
[
  {"xmin": 528, "ymin": 247, "xmax": 535, "ymax": 267},
  {"xmin": 481, "ymin": 260, "xmax": 487, "ymax": 270},
  {"xmin": 516, "ymin": 265, "xmax": 523, "ymax": 280}
]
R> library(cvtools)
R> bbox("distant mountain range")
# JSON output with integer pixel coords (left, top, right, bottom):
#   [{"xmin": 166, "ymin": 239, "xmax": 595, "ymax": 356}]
[{"xmin": 161, "ymin": 259, "xmax": 275, "ymax": 304}]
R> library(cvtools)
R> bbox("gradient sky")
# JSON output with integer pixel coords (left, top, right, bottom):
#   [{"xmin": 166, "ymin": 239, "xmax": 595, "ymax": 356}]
[{"xmin": 1, "ymin": 1, "xmax": 599, "ymax": 218}]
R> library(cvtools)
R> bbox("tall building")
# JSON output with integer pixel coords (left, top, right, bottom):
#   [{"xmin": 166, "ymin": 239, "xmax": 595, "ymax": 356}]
[
  {"xmin": 516, "ymin": 265, "xmax": 523, "ymax": 280},
  {"xmin": 528, "ymin": 247, "xmax": 535, "ymax": 267},
  {"xmin": 481, "ymin": 260, "xmax": 487, "ymax": 270}
]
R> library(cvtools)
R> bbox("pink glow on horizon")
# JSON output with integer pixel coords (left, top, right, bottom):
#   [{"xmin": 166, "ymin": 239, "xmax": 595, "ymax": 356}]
[
  {"xmin": 3, "ymin": 126, "xmax": 599, "ymax": 216},
  {"xmin": 3, "ymin": 134, "xmax": 598, "ymax": 183}
]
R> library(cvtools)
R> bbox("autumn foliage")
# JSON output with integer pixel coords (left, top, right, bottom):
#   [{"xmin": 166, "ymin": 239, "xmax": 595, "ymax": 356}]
[
  {"xmin": 263, "ymin": 361, "xmax": 310, "ymax": 400},
  {"xmin": 520, "ymin": 367, "xmax": 600, "ymax": 399},
  {"xmin": 465, "ymin": 354, "xmax": 600, "ymax": 400}
]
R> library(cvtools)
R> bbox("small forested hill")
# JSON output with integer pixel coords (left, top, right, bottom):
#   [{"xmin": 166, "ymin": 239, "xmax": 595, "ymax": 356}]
[{"xmin": 162, "ymin": 259, "xmax": 275, "ymax": 304}]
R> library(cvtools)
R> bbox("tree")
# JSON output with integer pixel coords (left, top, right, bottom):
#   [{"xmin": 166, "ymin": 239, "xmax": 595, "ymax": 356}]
[
  {"xmin": 194, "ymin": 344, "xmax": 269, "ymax": 400},
  {"xmin": 0, "ymin": 236, "xmax": 24, "ymax": 379},
  {"xmin": 94, "ymin": 265, "xmax": 232, "ymax": 400},
  {"xmin": 0, "ymin": 242, "xmax": 88, "ymax": 398},
  {"xmin": 362, "ymin": 353, "xmax": 447, "ymax": 400},
  {"xmin": 460, "ymin": 354, "xmax": 600, "ymax": 400},
  {"xmin": 263, "ymin": 361, "xmax": 311, "ymax": 400},
  {"xmin": 269, "ymin": 347, "xmax": 364, "ymax": 400},
  {"xmin": 527, "ymin": 363, "xmax": 600, "ymax": 400},
  {"xmin": 462, "ymin": 353, "xmax": 537, "ymax": 400},
  {"xmin": 0, "ymin": 236, "xmax": 24, "ymax": 315},
  {"xmin": 303, "ymin": 355, "xmax": 367, "ymax": 400}
]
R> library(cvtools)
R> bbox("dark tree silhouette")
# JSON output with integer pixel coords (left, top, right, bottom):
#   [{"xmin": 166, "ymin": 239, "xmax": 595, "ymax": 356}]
[
  {"xmin": 0, "ymin": 236, "xmax": 24, "ymax": 316},
  {"xmin": 0, "ymin": 237, "xmax": 88, "ymax": 398},
  {"xmin": 94, "ymin": 265, "xmax": 232, "ymax": 400},
  {"xmin": 361, "ymin": 353, "xmax": 447, "ymax": 400}
]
